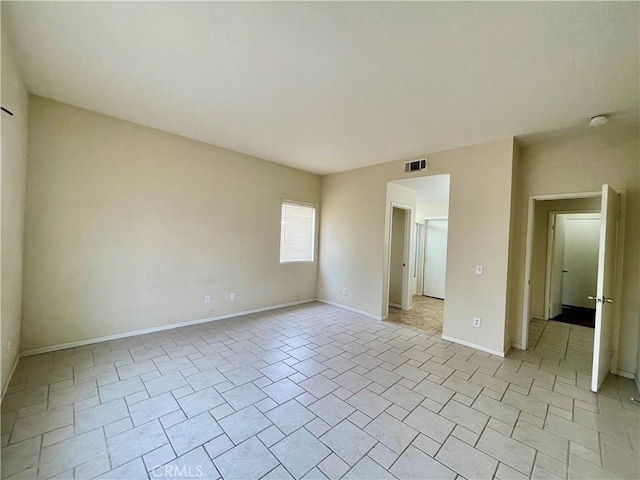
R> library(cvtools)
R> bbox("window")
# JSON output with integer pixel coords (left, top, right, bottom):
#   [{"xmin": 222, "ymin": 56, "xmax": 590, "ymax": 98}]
[{"xmin": 280, "ymin": 201, "xmax": 316, "ymax": 263}]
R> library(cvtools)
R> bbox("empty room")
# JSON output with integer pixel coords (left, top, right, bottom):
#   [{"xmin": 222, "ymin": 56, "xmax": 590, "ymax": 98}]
[{"xmin": 1, "ymin": 2, "xmax": 639, "ymax": 480}]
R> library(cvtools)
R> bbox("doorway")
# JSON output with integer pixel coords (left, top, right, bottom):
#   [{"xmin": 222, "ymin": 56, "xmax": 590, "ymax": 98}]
[
  {"xmin": 388, "ymin": 206, "xmax": 410, "ymax": 309},
  {"xmin": 385, "ymin": 174, "xmax": 450, "ymax": 333},
  {"xmin": 546, "ymin": 212, "xmax": 601, "ymax": 328},
  {"xmin": 522, "ymin": 185, "xmax": 625, "ymax": 392}
]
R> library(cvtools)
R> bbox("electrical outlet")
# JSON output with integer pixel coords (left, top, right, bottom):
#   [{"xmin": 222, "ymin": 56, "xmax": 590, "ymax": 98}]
[
  {"xmin": 204, "ymin": 295, "xmax": 211, "ymax": 304},
  {"xmin": 475, "ymin": 265, "xmax": 483, "ymax": 275},
  {"xmin": 473, "ymin": 317, "xmax": 481, "ymax": 327},
  {"xmin": 342, "ymin": 288, "xmax": 348, "ymax": 295},
  {"xmin": 230, "ymin": 292, "xmax": 235, "ymax": 300}
]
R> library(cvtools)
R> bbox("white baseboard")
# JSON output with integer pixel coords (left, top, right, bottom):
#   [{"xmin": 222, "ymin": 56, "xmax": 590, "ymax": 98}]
[
  {"xmin": 441, "ymin": 334, "xmax": 506, "ymax": 357},
  {"xmin": 20, "ymin": 299, "xmax": 317, "ymax": 357},
  {"xmin": 511, "ymin": 343, "xmax": 526, "ymax": 350},
  {"xmin": 316, "ymin": 299, "xmax": 383, "ymax": 320},
  {"xmin": 619, "ymin": 371, "xmax": 640, "ymax": 394},
  {"xmin": 2, "ymin": 355, "xmax": 20, "ymax": 401},
  {"xmin": 617, "ymin": 370, "xmax": 635, "ymax": 380},
  {"xmin": 389, "ymin": 302, "xmax": 402, "ymax": 309}
]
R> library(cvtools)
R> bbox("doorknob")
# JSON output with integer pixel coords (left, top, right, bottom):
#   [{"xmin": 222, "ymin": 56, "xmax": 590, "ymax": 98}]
[
  {"xmin": 562, "ymin": 270, "xmax": 568, "ymax": 273},
  {"xmin": 588, "ymin": 296, "xmax": 613, "ymax": 304}
]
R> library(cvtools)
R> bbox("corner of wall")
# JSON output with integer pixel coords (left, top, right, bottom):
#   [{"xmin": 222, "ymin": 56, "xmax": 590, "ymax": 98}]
[
  {"xmin": 505, "ymin": 137, "xmax": 521, "ymax": 352},
  {"xmin": 1, "ymin": 17, "xmax": 29, "ymax": 395}
]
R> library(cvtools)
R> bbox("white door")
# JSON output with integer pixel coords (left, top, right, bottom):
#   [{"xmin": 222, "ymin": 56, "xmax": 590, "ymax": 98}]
[
  {"xmin": 591, "ymin": 185, "xmax": 619, "ymax": 392},
  {"xmin": 423, "ymin": 219, "xmax": 448, "ymax": 299},
  {"xmin": 548, "ymin": 214, "xmax": 566, "ymax": 319}
]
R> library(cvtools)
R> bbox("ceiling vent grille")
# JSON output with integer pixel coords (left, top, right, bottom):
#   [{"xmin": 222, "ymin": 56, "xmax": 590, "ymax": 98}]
[{"xmin": 404, "ymin": 158, "xmax": 427, "ymax": 173}]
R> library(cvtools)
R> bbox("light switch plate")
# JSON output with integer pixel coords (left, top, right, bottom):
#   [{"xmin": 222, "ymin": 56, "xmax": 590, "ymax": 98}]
[{"xmin": 475, "ymin": 265, "xmax": 483, "ymax": 275}]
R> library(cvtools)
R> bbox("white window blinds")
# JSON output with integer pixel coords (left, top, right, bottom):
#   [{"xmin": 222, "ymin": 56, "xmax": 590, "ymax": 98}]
[{"xmin": 280, "ymin": 202, "xmax": 316, "ymax": 263}]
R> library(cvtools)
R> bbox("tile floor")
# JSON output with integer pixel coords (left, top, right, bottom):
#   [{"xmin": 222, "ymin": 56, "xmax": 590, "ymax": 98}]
[
  {"xmin": 387, "ymin": 296, "xmax": 443, "ymax": 333},
  {"xmin": 528, "ymin": 319, "xmax": 595, "ymax": 375},
  {"xmin": 2, "ymin": 302, "xmax": 638, "ymax": 480}
]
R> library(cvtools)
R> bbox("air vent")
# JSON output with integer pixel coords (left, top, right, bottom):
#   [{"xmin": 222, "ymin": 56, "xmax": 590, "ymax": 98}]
[{"xmin": 404, "ymin": 158, "xmax": 427, "ymax": 173}]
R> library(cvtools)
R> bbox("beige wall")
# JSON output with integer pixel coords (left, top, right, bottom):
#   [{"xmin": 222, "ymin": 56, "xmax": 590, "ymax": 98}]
[
  {"xmin": 22, "ymin": 96, "xmax": 321, "ymax": 352},
  {"xmin": 416, "ymin": 201, "xmax": 449, "ymax": 220},
  {"xmin": 1, "ymin": 24, "xmax": 28, "ymax": 392},
  {"xmin": 318, "ymin": 138, "xmax": 516, "ymax": 355},
  {"xmin": 529, "ymin": 197, "xmax": 601, "ymax": 319},
  {"xmin": 504, "ymin": 144, "xmax": 521, "ymax": 351},
  {"xmin": 509, "ymin": 128, "xmax": 640, "ymax": 374}
]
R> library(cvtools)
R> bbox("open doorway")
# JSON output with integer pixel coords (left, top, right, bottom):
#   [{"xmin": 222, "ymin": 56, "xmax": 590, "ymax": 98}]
[
  {"xmin": 385, "ymin": 175, "xmax": 450, "ymax": 334},
  {"xmin": 522, "ymin": 186, "xmax": 625, "ymax": 392},
  {"xmin": 546, "ymin": 212, "xmax": 601, "ymax": 328},
  {"xmin": 388, "ymin": 206, "xmax": 410, "ymax": 309}
]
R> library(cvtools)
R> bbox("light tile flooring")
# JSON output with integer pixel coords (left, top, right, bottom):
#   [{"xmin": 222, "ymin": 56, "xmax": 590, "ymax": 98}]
[
  {"xmin": 528, "ymin": 319, "xmax": 595, "ymax": 375},
  {"xmin": 387, "ymin": 296, "xmax": 443, "ymax": 333},
  {"xmin": 2, "ymin": 302, "xmax": 638, "ymax": 480}
]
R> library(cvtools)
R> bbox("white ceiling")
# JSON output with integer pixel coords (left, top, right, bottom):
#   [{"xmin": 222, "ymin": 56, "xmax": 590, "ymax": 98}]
[
  {"xmin": 4, "ymin": 2, "xmax": 638, "ymax": 175},
  {"xmin": 392, "ymin": 175, "xmax": 450, "ymax": 203}
]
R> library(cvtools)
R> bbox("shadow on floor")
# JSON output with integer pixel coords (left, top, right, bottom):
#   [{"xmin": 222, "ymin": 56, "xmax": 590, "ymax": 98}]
[{"xmin": 551, "ymin": 305, "xmax": 596, "ymax": 328}]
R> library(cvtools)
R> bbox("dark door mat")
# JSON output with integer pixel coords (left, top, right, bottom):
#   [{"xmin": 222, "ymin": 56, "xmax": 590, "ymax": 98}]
[{"xmin": 551, "ymin": 305, "xmax": 596, "ymax": 328}]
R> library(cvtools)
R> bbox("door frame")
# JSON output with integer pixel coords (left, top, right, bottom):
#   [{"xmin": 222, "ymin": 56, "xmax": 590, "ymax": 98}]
[
  {"xmin": 422, "ymin": 216, "xmax": 449, "ymax": 297},
  {"xmin": 544, "ymin": 209, "xmax": 600, "ymax": 320},
  {"xmin": 386, "ymin": 202, "xmax": 414, "ymax": 313},
  {"xmin": 521, "ymin": 190, "xmax": 626, "ymax": 374}
]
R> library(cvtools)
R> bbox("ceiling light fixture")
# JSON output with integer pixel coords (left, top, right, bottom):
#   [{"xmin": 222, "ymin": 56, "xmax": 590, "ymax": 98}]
[{"xmin": 589, "ymin": 114, "xmax": 609, "ymax": 127}]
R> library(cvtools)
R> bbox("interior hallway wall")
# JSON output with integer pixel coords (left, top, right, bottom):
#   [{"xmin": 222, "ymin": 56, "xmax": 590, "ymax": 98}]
[
  {"xmin": 22, "ymin": 96, "xmax": 321, "ymax": 352},
  {"xmin": 416, "ymin": 200, "xmax": 449, "ymax": 220},
  {"xmin": 413, "ymin": 200, "xmax": 449, "ymax": 295},
  {"xmin": 561, "ymin": 214, "xmax": 600, "ymax": 309},
  {"xmin": 1, "ymin": 21, "xmax": 29, "ymax": 392},
  {"xmin": 509, "ymin": 128, "xmax": 640, "ymax": 375},
  {"xmin": 318, "ymin": 138, "xmax": 516, "ymax": 355}
]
